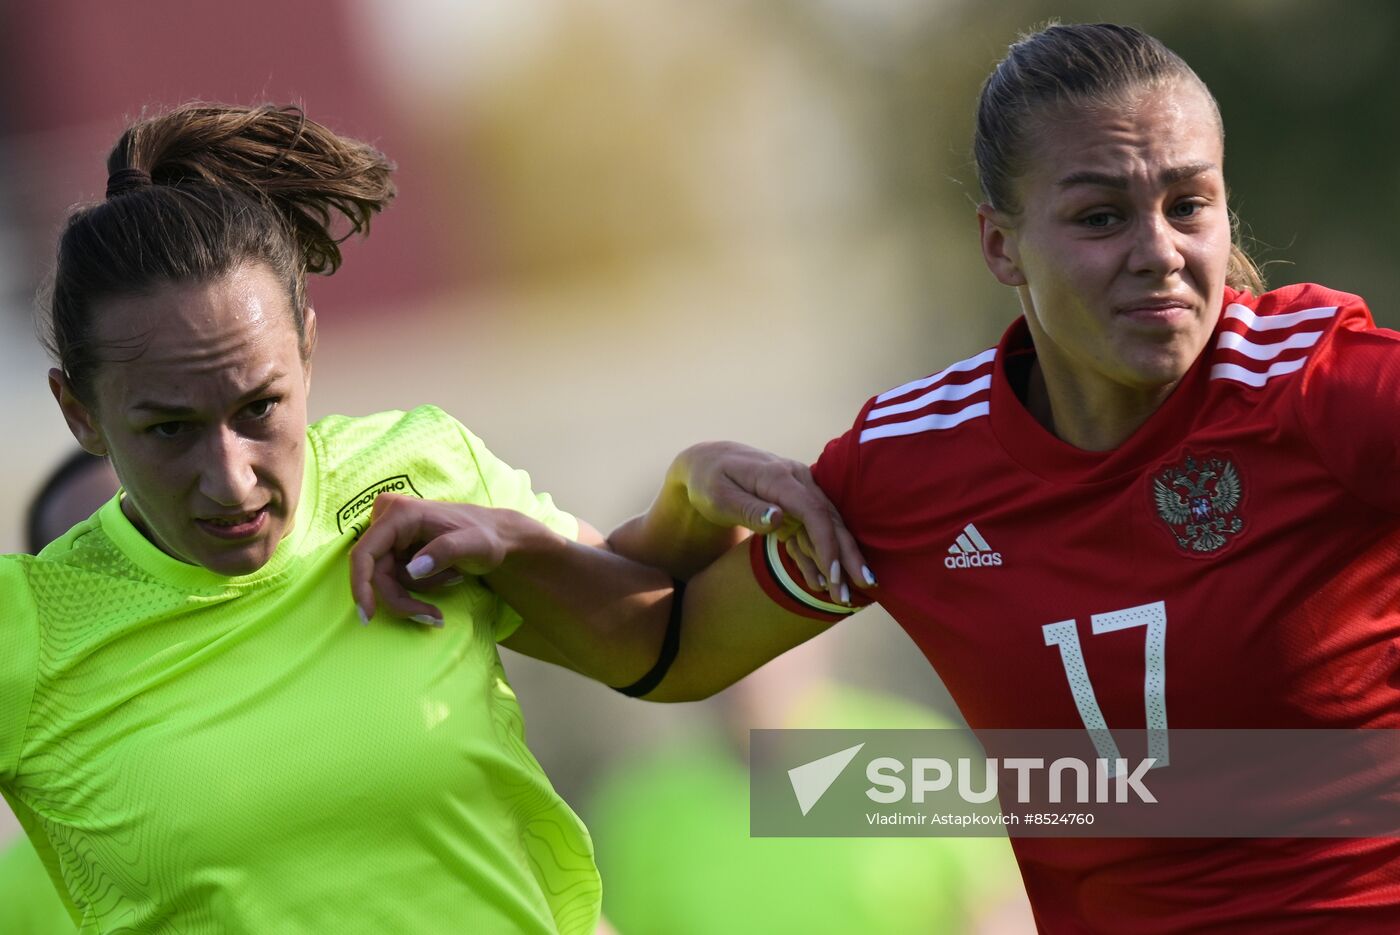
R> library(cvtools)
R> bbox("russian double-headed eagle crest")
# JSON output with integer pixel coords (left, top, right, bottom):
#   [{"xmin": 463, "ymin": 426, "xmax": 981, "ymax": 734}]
[{"xmin": 1151, "ymin": 454, "xmax": 1244, "ymax": 554}]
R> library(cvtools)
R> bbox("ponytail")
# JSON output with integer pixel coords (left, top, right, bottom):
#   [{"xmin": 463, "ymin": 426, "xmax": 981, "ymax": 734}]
[
  {"xmin": 45, "ymin": 103, "xmax": 395, "ymax": 399},
  {"xmin": 106, "ymin": 104, "xmax": 393, "ymax": 275}
]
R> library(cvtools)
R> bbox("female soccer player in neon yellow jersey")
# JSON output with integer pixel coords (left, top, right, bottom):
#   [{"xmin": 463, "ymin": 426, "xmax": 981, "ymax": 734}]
[{"xmin": 0, "ymin": 105, "xmax": 867, "ymax": 934}]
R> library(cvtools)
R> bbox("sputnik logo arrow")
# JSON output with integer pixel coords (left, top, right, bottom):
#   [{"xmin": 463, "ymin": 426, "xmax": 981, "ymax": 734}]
[{"xmin": 787, "ymin": 743, "xmax": 865, "ymax": 816}]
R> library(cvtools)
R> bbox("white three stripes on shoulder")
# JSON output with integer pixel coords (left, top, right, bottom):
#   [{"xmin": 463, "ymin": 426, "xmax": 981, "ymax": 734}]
[
  {"xmin": 1210, "ymin": 303, "xmax": 1337, "ymax": 387},
  {"xmin": 1209, "ymin": 358, "xmax": 1308, "ymax": 388},
  {"xmin": 861, "ymin": 403, "xmax": 989, "ymax": 442},
  {"xmin": 874, "ymin": 348, "xmax": 996, "ymax": 403},
  {"xmin": 1221, "ymin": 303, "xmax": 1337, "ymax": 331},
  {"xmin": 862, "ymin": 349, "xmax": 995, "ymax": 444},
  {"xmin": 867, "ymin": 374, "xmax": 991, "ymax": 420},
  {"xmin": 1215, "ymin": 329, "xmax": 1323, "ymax": 361}
]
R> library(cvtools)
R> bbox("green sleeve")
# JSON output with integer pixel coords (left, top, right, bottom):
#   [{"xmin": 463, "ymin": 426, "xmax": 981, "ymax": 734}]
[
  {"xmin": 0, "ymin": 557, "xmax": 39, "ymax": 784},
  {"xmin": 443, "ymin": 415, "xmax": 580, "ymax": 641}
]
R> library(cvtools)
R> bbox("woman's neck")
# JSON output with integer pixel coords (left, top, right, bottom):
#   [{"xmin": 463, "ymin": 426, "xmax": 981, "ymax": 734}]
[{"xmin": 1024, "ymin": 358, "xmax": 1178, "ymax": 452}]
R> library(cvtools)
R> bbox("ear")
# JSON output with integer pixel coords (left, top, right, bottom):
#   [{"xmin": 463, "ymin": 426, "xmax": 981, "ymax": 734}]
[
  {"xmin": 49, "ymin": 369, "xmax": 108, "ymax": 456},
  {"xmin": 301, "ymin": 306, "xmax": 318, "ymax": 387},
  {"xmin": 978, "ymin": 203, "xmax": 1027, "ymax": 287}
]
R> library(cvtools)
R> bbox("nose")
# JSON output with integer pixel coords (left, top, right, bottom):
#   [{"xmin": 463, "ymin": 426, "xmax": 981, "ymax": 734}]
[
  {"xmin": 1129, "ymin": 212, "xmax": 1185, "ymax": 279},
  {"xmin": 197, "ymin": 426, "xmax": 258, "ymax": 507}
]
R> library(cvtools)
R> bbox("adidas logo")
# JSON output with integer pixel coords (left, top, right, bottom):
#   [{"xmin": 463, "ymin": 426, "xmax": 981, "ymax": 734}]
[{"xmin": 944, "ymin": 523, "xmax": 1003, "ymax": 569}]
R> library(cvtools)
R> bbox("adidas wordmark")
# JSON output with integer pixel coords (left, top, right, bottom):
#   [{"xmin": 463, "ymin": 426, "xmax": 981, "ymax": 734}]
[{"xmin": 945, "ymin": 523, "xmax": 1003, "ymax": 569}]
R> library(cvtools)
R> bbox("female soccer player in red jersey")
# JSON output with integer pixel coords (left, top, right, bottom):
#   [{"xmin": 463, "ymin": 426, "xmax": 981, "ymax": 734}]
[{"xmin": 379, "ymin": 21, "xmax": 1400, "ymax": 934}]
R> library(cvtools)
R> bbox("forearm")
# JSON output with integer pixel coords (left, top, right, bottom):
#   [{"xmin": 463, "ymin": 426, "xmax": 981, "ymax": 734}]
[
  {"xmin": 493, "ymin": 510, "xmax": 843, "ymax": 703},
  {"xmin": 354, "ymin": 443, "xmax": 869, "ymax": 695},
  {"xmin": 641, "ymin": 537, "xmax": 839, "ymax": 702},
  {"xmin": 487, "ymin": 510, "xmax": 674, "ymax": 687},
  {"xmin": 607, "ymin": 447, "xmax": 749, "ymax": 580}
]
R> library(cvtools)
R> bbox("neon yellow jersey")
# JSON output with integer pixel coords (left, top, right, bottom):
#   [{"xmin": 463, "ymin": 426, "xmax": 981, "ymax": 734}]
[{"xmin": 0, "ymin": 406, "xmax": 599, "ymax": 934}]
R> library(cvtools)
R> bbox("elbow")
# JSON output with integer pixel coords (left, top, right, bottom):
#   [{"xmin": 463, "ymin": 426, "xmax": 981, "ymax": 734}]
[
  {"xmin": 630, "ymin": 669, "xmax": 733, "ymax": 704},
  {"xmin": 638, "ymin": 686, "xmax": 711, "ymax": 704},
  {"xmin": 633, "ymin": 687, "xmax": 714, "ymax": 704}
]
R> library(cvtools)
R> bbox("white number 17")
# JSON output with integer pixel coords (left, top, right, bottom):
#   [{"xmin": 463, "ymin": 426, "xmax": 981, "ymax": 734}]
[{"xmin": 1041, "ymin": 601, "xmax": 1169, "ymax": 768}]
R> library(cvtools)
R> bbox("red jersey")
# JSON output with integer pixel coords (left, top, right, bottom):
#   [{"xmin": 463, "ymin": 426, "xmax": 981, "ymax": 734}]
[{"xmin": 753, "ymin": 283, "xmax": 1400, "ymax": 933}]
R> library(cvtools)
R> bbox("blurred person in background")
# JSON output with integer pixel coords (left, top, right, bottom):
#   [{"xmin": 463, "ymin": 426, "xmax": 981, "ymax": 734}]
[
  {"xmin": 23, "ymin": 451, "xmax": 120, "ymax": 561},
  {"xmin": 0, "ymin": 450, "xmax": 116, "ymax": 935},
  {"xmin": 586, "ymin": 636, "xmax": 1032, "ymax": 934}
]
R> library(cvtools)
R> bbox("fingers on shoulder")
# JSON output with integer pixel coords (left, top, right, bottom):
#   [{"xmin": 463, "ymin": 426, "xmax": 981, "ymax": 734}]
[{"xmin": 370, "ymin": 491, "xmax": 416, "ymax": 520}]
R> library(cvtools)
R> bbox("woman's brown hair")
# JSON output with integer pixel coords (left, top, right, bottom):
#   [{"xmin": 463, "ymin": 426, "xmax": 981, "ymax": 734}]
[{"xmin": 44, "ymin": 103, "xmax": 396, "ymax": 400}]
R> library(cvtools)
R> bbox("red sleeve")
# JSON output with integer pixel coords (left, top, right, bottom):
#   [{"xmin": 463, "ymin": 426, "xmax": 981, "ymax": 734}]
[
  {"xmin": 748, "ymin": 400, "xmax": 875, "ymax": 621},
  {"xmin": 1298, "ymin": 299, "xmax": 1400, "ymax": 513}
]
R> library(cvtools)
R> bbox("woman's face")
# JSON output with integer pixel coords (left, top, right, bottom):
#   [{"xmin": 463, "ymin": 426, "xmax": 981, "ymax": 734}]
[
  {"xmin": 980, "ymin": 80, "xmax": 1233, "ymax": 404},
  {"xmin": 53, "ymin": 262, "xmax": 313, "ymax": 576}
]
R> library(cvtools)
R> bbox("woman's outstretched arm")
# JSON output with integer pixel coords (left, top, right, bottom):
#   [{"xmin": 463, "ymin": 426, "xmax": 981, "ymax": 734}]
[{"xmin": 348, "ymin": 443, "xmax": 872, "ymax": 697}]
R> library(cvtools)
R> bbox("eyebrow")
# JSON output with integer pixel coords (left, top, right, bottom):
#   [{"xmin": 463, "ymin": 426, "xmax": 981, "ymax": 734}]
[
  {"xmin": 129, "ymin": 375, "xmax": 286, "ymax": 417},
  {"xmin": 1057, "ymin": 162, "xmax": 1218, "ymax": 189}
]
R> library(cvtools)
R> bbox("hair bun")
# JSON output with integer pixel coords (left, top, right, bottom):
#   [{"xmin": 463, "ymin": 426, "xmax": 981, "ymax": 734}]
[{"xmin": 105, "ymin": 167, "xmax": 153, "ymax": 199}]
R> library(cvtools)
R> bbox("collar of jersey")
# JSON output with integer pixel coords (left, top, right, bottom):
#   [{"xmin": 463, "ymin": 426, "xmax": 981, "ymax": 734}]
[
  {"xmin": 98, "ymin": 429, "xmax": 323, "ymax": 592},
  {"xmin": 988, "ymin": 315, "xmax": 1214, "ymax": 484}
]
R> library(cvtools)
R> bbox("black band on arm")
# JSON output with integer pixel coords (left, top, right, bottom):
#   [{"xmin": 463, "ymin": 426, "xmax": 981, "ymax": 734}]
[{"xmin": 613, "ymin": 578, "xmax": 686, "ymax": 698}]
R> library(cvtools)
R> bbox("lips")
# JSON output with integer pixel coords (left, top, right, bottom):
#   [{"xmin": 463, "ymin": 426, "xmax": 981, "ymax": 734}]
[
  {"xmin": 1115, "ymin": 297, "xmax": 1196, "ymax": 327},
  {"xmin": 195, "ymin": 507, "xmax": 270, "ymax": 540},
  {"xmin": 1116, "ymin": 297, "xmax": 1193, "ymax": 314}
]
